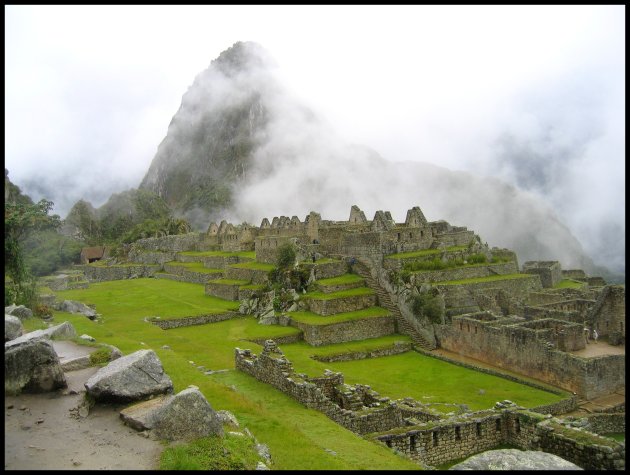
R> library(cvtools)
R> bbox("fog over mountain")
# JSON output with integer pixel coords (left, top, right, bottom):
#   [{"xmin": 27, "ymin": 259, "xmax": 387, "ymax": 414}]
[
  {"xmin": 138, "ymin": 42, "xmax": 617, "ymax": 280},
  {"xmin": 5, "ymin": 6, "xmax": 624, "ymax": 279}
]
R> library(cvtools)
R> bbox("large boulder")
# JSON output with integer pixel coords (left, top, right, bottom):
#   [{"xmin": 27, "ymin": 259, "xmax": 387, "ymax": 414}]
[
  {"xmin": 85, "ymin": 349, "xmax": 173, "ymax": 402},
  {"xmin": 4, "ymin": 304, "xmax": 33, "ymax": 320},
  {"xmin": 449, "ymin": 449, "xmax": 582, "ymax": 470},
  {"xmin": 120, "ymin": 386, "xmax": 223, "ymax": 440},
  {"xmin": 5, "ymin": 314, "xmax": 23, "ymax": 341},
  {"xmin": 57, "ymin": 300, "xmax": 98, "ymax": 319},
  {"xmin": 6, "ymin": 321, "xmax": 77, "ymax": 346},
  {"xmin": 5, "ymin": 338, "xmax": 67, "ymax": 395}
]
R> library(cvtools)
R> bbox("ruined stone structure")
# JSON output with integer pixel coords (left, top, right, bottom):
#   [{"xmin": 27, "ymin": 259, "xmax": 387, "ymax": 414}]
[{"xmin": 236, "ymin": 341, "xmax": 624, "ymax": 470}]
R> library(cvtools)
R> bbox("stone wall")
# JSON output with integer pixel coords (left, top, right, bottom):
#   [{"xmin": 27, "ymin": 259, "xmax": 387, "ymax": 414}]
[
  {"xmin": 290, "ymin": 315, "xmax": 395, "ymax": 346},
  {"xmin": 522, "ymin": 261, "xmax": 562, "ymax": 288},
  {"xmin": 130, "ymin": 232, "xmax": 207, "ymax": 253},
  {"xmin": 305, "ymin": 293, "xmax": 377, "ymax": 316},
  {"xmin": 82, "ymin": 264, "xmax": 160, "ymax": 282},
  {"xmin": 149, "ymin": 312, "xmax": 241, "ymax": 329},
  {"xmin": 438, "ymin": 316, "xmax": 625, "ymax": 399},
  {"xmin": 304, "ymin": 260, "xmax": 348, "ymax": 280},
  {"xmin": 224, "ymin": 266, "xmax": 269, "ymax": 285},
  {"xmin": 582, "ymin": 413, "xmax": 625, "ymax": 435},
  {"xmin": 162, "ymin": 264, "xmax": 223, "ymax": 284},
  {"xmin": 589, "ymin": 285, "xmax": 625, "ymax": 343},
  {"xmin": 434, "ymin": 274, "xmax": 542, "ymax": 299},
  {"xmin": 312, "ymin": 342, "xmax": 412, "ymax": 362},
  {"xmin": 128, "ymin": 250, "xmax": 177, "ymax": 265},
  {"xmin": 408, "ymin": 262, "xmax": 518, "ymax": 285},
  {"xmin": 205, "ymin": 281, "xmax": 241, "ymax": 301}
]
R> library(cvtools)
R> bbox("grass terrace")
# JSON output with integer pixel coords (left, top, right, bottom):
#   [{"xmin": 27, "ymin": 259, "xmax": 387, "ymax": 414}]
[
  {"xmin": 165, "ymin": 261, "xmax": 223, "ymax": 274},
  {"xmin": 315, "ymin": 274, "xmax": 364, "ymax": 286},
  {"xmin": 229, "ymin": 261, "xmax": 276, "ymax": 271},
  {"xmin": 553, "ymin": 279, "xmax": 586, "ymax": 289},
  {"xmin": 288, "ymin": 307, "xmax": 390, "ymax": 325},
  {"xmin": 211, "ymin": 279, "xmax": 250, "ymax": 286},
  {"xmin": 386, "ymin": 245, "xmax": 467, "ymax": 260},
  {"xmin": 178, "ymin": 250, "xmax": 256, "ymax": 259},
  {"xmin": 434, "ymin": 273, "xmax": 534, "ymax": 285},
  {"xmin": 303, "ymin": 287, "xmax": 374, "ymax": 300}
]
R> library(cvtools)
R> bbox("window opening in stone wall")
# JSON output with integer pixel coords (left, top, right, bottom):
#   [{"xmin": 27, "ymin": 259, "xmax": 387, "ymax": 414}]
[
  {"xmin": 475, "ymin": 326, "xmax": 477, "ymax": 334},
  {"xmin": 385, "ymin": 439, "xmax": 392, "ymax": 448},
  {"xmin": 432, "ymin": 431, "xmax": 438, "ymax": 446},
  {"xmin": 455, "ymin": 426, "xmax": 461, "ymax": 441},
  {"xmin": 459, "ymin": 322, "xmax": 462, "ymax": 331},
  {"xmin": 410, "ymin": 435, "xmax": 417, "ymax": 451},
  {"xmin": 397, "ymin": 233, "xmax": 401, "ymax": 241},
  {"xmin": 476, "ymin": 422, "xmax": 482, "ymax": 436},
  {"xmin": 515, "ymin": 417, "xmax": 521, "ymax": 433},
  {"xmin": 496, "ymin": 419, "xmax": 501, "ymax": 431}
]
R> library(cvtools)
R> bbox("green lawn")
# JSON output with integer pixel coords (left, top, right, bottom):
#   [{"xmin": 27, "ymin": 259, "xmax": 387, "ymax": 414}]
[
  {"xmin": 304, "ymin": 287, "xmax": 374, "ymax": 300},
  {"xmin": 288, "ymin": 307, "xmax": 390, "ymax": 325},
  {"xmin": 229, "ymin": 261, "xmax": 275, "ymax": 271},
  {"xmin": 553, "ymin": 279, "xmax": 586, "ymax": 289},
  {"xmin": 46, "ymin": 277, "xmax": 568, "ymax": 470}
]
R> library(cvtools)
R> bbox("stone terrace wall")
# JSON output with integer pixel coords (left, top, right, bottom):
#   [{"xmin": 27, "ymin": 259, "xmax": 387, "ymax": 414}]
[
  {"xmin": 409, "ymin": 262, "xmax": 518, "ymax": 285},
  {"xmin": 305, "ymin": 293, "xmax": 377, "ymax": 316},
  {"xmin": 312, "ymin": 341, "xmax": 413, "ymax": 362},
  {"xmin": 583, "ymin": 413, "xmax": 625, "ymax": 435},
  {"xmin": 438, "ymin": 318, "xmax": 625, "ymax": 399},
  {"xmin": 434, "ymin": 274, "xmax": 542, "ymax": 298},
  {"xmin": 290, "ymin": 315, "xmax": 395, "ymax": 346},
  {"xmin": 205, "ymin": 282, "xmax": 240, "ymax": 301},
  {"xmin": 149, "ymin": 312, "xmax": 241, "ymax": 329},
  {"xmin": 82, "ymin": 264, "xmax": 160, "ymax": 282}
]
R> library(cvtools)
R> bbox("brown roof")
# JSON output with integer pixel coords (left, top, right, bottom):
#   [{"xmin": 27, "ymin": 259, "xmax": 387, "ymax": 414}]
[{"xmin": 81, "ymin": 246, "xmax": 106, "ymax": 259}]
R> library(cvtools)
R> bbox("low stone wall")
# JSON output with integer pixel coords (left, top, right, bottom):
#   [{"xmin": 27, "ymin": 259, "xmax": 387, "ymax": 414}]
[
  {"xmin": 203, "ymin": 255, "xmax": 244, "ymax": 268},
  {"xmin": 312, "ymin": 341, "xmax": 413, "ymax": 362},
  {"xmin": 224, "ymin": 266, "xmax": 269, "ymax": 285},
  {"xmin": 128, "ymin": 250, "xmax": 176, "ymax": 265},
  {"xmin": 246, "ymin": 333, "xmax": 304, "ymax": 346},
  {"xmin": 306, "ymin": 293, "xmax": 377, "ymax": 316},
  {"xmin": 130, "ymin": 233, "xmax": 206, "ymax": 253},
  {"xmin": 205, "ymin": 282, "xmax": 240, "ymax": 301},
  {"xmin": 583, "ymin": 413, "xmax": 625, "ymax": 435},
  {"xmin": 162, "ymin": 264, "xmax": 223, "ymax": 284},
  {"xmin": 291, "ymin": 315, "xmax": 395, "ymax": 346},
  {"xmin": 148, "ymin": 312, "xmax": 241, "ymax": 329},
  {"xmin": 316, "ymin": 279, "xmax": 365, "ymax": 294},
  {"xmin": 82, "ymin": 264, "xmax": 160, "ymax": 282},
  {"xmin": 434, "ymin": 274, "xmax": 542, "ymax": 298},
  {"xmin": 409, "ymin": 262, "xmax": 518, "ymax": 285},
  {"xmin": 305, "ymin": 261, "xmax": 348, "ymax": 280}
]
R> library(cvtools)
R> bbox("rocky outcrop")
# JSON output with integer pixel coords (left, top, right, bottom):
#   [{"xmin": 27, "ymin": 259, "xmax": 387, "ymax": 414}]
[
  {"xmin": 120, "ymin": 386, "xmax": 223, "ymax": 440},
  {"xmin": 449, "ymin": 449, "xmax": 582, "ymax": 470},
  {"xmin": 5, "ymin": 304, "xmax": 33, "ymax": 320},
  {"xmin": 5, "ymin": 338, "xmax": 67, "ymax": 395},
  {"xmin": 85, "ymin": 349, "xmax": 173, "ymax": 402},
  {"xmin": 56, "ymin": 300, "xmax": 98, "ymax": 320},
  {"xmin": 5, "ymin": 314, "xmax": 23, "ymax": 341},
  {"xmin": 6, "ymin": 321, "xmax": 77, "ymax": 346}
]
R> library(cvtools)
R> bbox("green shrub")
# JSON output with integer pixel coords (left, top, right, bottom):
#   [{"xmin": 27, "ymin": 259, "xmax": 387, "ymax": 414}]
[
  {"xmin": 276, "ymin": 243, "xmax": 296, "ymax": 270},
  {"xmin": 89, "ymin": 347, "xmax": 112, "ymax": 366},
  {"xmin": 160, "ymin": 434, "xmax": 262, "ymax": 470},
  {"xmin": 409, "ymin": 292, "xmax": 443, "ymax": 324}
]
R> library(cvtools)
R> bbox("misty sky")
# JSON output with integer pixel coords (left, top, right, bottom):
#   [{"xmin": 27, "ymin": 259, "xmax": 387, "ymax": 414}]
[{"xmin": 5, "ymin": 5, "xmax": 625, "ymax": 274}]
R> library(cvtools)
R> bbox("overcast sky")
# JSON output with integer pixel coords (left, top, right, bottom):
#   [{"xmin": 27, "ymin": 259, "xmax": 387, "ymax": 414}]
[{"xmin": 4, "ymin": 5, "xmax": 625, "ymax": 273}]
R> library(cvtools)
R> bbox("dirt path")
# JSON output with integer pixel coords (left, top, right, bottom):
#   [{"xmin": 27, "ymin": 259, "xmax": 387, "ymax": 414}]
[{"xmin": 4, "ymin": 342, "xmax": 165, "ymax": 470}]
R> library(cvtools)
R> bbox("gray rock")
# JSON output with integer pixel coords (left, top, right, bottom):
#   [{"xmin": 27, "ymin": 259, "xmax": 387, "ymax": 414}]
[
  {"xmin": 5, "ymin": 338, "xmax": 67, "ymax": 395},
  {"xmin": 152, "ymin": 387, "xmax": 223, "ymax": 441},
  {"xmin": 100, "ymin": 344, "xmax": 123, "ymax": 360},
  {"xmin": 255, "ymin": 462, "xmax": 270, "ymax": 470},
  {"xmin": 5, "ymin": 321, "xmax": 76, "ymax": 347},
  {"xmin": 217, "ymin": 410, "xmax": 240, "ymax": 428},
  {"xmin": 258, "ymin": 314, "xmax": 278, "ymax": 325},
  {"xmin": 58, "ymin": 300, "xmax": 98, "ymax": 319},
  {"xmin": 449, "ymin": 449, "xmax": 583, "ymax": 470},
  {"xmin": 256, "ymin": 443, "xmax": 271, "ymax": 462},
  {"xmin": 120, "ymin": 387, "xmax": 223, "ymax": 441},
  {"xmin": 79, "ymin": 334, "xmax": 96, "ymax": 342},
  {"xmin": 5, "ymin": 314, "xmax": 24, "ymax": 341},
  {"xmin": 85, "ymin": 349, "xmax": 173, "ymax": 402},
  {"xmin": 5, "ymin": 304, "xmax": 33, "ymax": 320}
]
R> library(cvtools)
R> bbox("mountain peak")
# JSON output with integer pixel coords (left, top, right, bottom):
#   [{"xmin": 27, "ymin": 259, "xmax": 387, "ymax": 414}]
[{"xmin": 212, "ymin": 41, "xmax": 275, "ymax": 76}]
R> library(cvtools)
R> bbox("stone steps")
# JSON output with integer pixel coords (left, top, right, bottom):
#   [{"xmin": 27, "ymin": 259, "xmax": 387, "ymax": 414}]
[{"xmin": 354, "ymin": 261, "xmax": 435, "ymax": 350}]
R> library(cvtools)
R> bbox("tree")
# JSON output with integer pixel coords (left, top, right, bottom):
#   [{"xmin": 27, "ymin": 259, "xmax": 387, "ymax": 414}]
[{"xmin": 5, "ymin": 199, "xmax": 61, "ymax": 304}]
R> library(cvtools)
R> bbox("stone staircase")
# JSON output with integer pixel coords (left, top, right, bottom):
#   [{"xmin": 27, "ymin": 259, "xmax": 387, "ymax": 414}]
[{"xmin": 353, "ymin": 260, "xmax": 435, "ymax": 350}]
